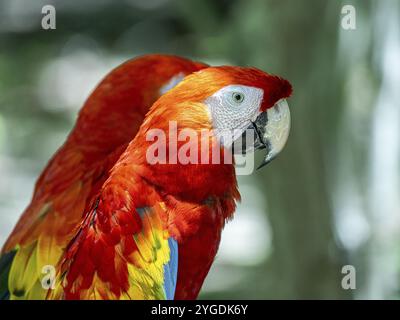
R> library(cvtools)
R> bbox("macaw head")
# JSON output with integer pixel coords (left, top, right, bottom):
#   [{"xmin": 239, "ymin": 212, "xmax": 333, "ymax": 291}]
[{"xmin": 142, "ymin": 66, "xmax": 292, "ymax": 170}]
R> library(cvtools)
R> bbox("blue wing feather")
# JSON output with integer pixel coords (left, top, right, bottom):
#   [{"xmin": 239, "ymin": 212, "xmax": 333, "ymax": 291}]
[{"xmin": 162, "ymin": 237, "xmax": 178, "ymax": 300}]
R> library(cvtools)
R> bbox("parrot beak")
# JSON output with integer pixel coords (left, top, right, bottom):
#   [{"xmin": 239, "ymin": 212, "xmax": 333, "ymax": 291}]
[{"xmin": 244, "ymin": 99, "xmax": 291, "ymax": 169}]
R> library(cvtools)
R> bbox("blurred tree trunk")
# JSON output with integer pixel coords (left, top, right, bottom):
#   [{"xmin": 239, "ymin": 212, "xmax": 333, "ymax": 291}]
[{"xmin": 243, "ymin": 0, "xmax": 351, "ymax": 299}]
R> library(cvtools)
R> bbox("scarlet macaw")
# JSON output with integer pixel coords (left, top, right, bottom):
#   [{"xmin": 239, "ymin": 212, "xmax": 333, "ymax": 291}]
[{"xmin": 0, "ymin": 56, "xmax": 292, "ymax": 300}]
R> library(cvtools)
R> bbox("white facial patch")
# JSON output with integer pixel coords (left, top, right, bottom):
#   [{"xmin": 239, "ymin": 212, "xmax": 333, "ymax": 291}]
[
  {"xmin": 159, "ymin": 72, "xmax": 186, "ymax": 95},
  {"xmin": 204, "ymin": 84, "xmax": 264, "ymax": 146}
]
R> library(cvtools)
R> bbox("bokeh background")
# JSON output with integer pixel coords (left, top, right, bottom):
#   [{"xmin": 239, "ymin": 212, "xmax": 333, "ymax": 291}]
[{"xmin": 0, "ymin": 0, "xmax": 399, "ymax": 299}]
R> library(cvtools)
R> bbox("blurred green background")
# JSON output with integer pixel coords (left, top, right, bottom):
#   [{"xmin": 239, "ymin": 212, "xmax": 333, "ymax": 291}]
[{"xmin": 0, "ymin": 0, "xmax": 399, "ymax": 299}]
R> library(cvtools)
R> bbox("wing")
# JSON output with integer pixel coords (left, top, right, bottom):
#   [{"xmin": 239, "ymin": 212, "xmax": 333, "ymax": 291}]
[
  {"xmin": 49, "ymin": 202, "xmax": 178, "ymax": 300},
  {"xmin": 0, "ymin": 144, "xmax": 126, "ymax": 300}
]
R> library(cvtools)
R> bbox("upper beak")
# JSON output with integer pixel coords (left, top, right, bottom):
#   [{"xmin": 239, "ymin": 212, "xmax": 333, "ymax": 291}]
[{"xmin": 246, "ymin": 99, "xmax": 291, "ymax": 169}]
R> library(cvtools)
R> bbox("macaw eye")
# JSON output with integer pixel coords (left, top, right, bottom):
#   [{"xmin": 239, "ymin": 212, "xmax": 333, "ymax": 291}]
[{"xmin": 231, "ymin": 92, "xmax": 245, "ymax": 104}]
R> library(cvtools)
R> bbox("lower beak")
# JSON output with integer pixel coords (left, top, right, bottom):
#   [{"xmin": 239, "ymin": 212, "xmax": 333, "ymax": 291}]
[{"xmin": 245, "ymin": 99, "xmax": 291, "ymax": 169}]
